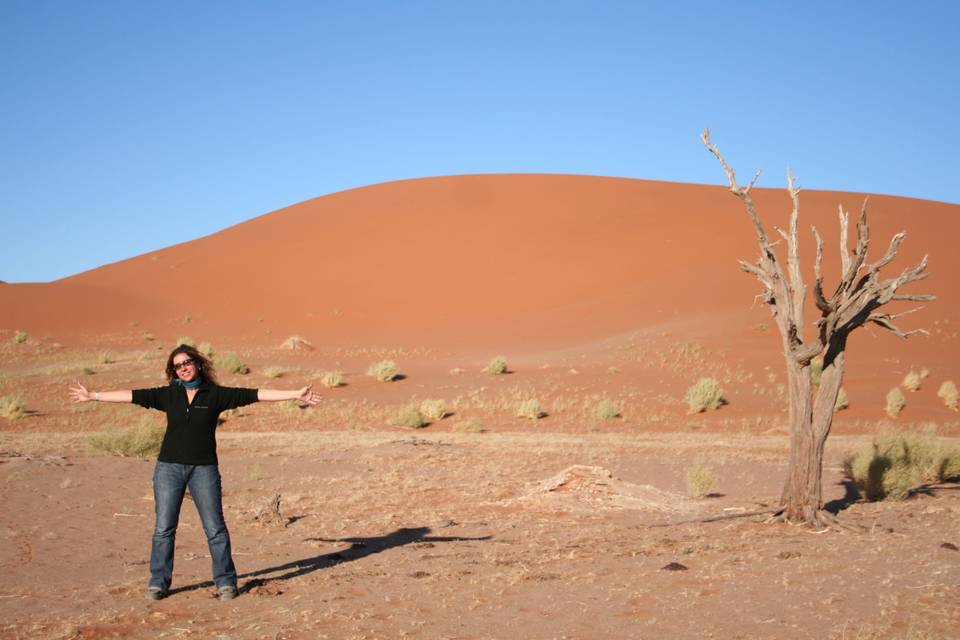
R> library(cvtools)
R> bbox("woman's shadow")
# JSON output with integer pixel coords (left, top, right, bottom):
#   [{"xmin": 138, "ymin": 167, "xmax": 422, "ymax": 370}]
[{"xmin": 168, "ymin": 526, "xmax": 491, "ymax": 596}]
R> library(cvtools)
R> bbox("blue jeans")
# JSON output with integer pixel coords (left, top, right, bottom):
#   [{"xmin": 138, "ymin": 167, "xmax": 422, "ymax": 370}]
[{"xmin": 150, "ymin": 462, "xmax": 237, "ymax": 591}]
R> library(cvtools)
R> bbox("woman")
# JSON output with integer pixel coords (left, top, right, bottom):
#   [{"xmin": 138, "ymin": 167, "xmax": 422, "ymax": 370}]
[{"xmin": 69, "ymin": 343, "xmax": 320, "ymax": 601}]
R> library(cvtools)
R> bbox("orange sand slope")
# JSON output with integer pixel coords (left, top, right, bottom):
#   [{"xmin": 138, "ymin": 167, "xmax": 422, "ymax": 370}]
[{"xmin": 1, "ymin": 175, "xmax": 956, "ymax": 356}]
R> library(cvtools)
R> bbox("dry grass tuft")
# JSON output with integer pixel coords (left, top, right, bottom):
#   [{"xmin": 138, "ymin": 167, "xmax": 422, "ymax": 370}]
[
  {"xmin": 0, "ymin": 395, "xmax": 28, "ymax": 420},
  {"xmin": 198, "ymin": 342, "xmax": 215, "ymax": 358},
  {"xmin": 684, "ymin": 378, "xmax": 725, "ymax": 413},
  {"xmin": 394, "ymin": 405, "xmax": 426, "ymax": 428},
  {"xmin": 845, "ymin": 430, "xmax": 960, "ymax": 501},
  {"xmin": 594, "ymin": 399, "xmax": 621, "ymax": 420},
  {"xmin": 88, "ymin": 417, "xmax": 165, "ymax": 458},
  {"xmin": 367, "ymin": 360, "xmax": 399, "ymax": 382},
  {"xmin": 176, "ymin": 336, "xmax": 195, "ymax": 348},
  {"xmin": 886, "ymin": 387, "xmax": 906, "ymax": 418},
  {"xmin": 419, "ymin": 399, "xmax": 448, "ymax": 421},
  {"xmin": 457, "ymin": 417, "xmax": 484, "ymax": 433},
  {"xmin": 516, "ymin": 399, "xmax": 545, "ymax": 420},
  {"xmin": 810, "ymin": 357, "xmax": 824, "ymax": 385},
  {"xmin": 902, "ymin": 370, "xmax": 923, "ymax": 392},
  {"xmin": 686, "ymin": 463, "xmax": 717, "ymax": 498},
  {"xmin": 320, "ymin": 371, "xmax": 344, "ymax": 388},
  {"xmin": 937, "ymin": 380, "xmax": 958, "ymax": 411},
  {"xmin": 13, "ymin": 330, "xmax": 28, "ymax": 344},
  {"xmin": 215, "ymin": 352, "xmax": 249, "ymax": 375},
  {"xmin": 263, "ymin": 366, "xmax": 283, "ymax": 379},
  {"xmin": 484, "ymin": 356, "xmax": 509, "ymax": 375}
]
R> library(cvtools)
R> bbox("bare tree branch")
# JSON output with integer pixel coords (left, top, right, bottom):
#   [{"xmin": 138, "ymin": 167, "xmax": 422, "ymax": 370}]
[
  {"xmin": 866, "ymin": 232, "xmax": 906, "ymax": 276},
  {"xmin": 785, "ymin": 169, "xmax": 806, "ymax": 331},
  {"xmin": 836, "ymin": 200, "xmax": 871, "ymax": 299},
  {"xmin": 812, "ymin": 226, "xmax": 830, "ymax": 313},
  {"xmin": 702, "ymin": 128, "xmax": 800, "ymax": 339},
  {"xmin": 838, "ymin": 205, "xmax": 851, "ymax": 279},
  {"xmin": 890, "ymin": 293, "xmax": 936, "ymax": 302},
  {"xmin": 867, "ymin": 314, "xmax": 930, "ymax": 338},
  {"xmin": 738, "ymin": 259, "xmax": 775, "ymax": 288}
]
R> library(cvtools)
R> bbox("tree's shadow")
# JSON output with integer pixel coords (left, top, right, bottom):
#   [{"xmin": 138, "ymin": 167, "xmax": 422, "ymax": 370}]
[
  {"xmin": 167, "ymin": 526, "xmax": 491, "ymax": 596},
  {"xmin": 824, "ymin": 479, "xmax": 861, "ymax": 514}
]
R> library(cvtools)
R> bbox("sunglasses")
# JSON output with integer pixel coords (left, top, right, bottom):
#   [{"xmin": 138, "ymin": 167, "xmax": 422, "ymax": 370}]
[{"xmin": 173, "ymin": 358, "xmax": 197, "ymax": 371}]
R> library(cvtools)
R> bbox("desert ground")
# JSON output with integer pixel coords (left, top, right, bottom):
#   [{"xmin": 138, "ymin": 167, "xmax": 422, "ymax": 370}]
[{"xmin": 2, "ymin": 176, "xmax": 959, "ymax": 639}]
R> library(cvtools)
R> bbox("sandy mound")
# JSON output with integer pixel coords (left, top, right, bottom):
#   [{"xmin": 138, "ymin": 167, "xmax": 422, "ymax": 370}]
[
  {"xmin": 503, "ymin": 465, "xmax": 702, "ymax": 514},
  {"xmin": 3, "ymin": 174, "xmax": 955, "ymax": 357}
]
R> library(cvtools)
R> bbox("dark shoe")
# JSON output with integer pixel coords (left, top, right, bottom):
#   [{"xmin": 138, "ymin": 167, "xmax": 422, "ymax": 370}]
[
  {"xmin": 217, "ymin": 585, "xmax": 238, "ymax": 601},
  {"xmin": 145, "ymin": 586, "xmax": 166, "ymax": 601}
]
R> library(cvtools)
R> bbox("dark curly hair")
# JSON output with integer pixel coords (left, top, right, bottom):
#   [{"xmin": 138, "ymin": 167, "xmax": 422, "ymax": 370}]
[{"xmin": 165, "ymin": 344, "xmax": 218, "ymax": 385}]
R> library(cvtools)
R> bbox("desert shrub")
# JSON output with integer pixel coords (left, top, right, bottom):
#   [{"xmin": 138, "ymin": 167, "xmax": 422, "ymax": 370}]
[
  {"xmin": 834, "ymin": 387, "xmax": 849, "ymax": 412},
  {"xmin": 459, "ymin": 417, "xmax": 484, "ymax": 433},
  {"xmin": 88, "ymin": 418, "xmax": 165, "ymax": 458},
  {"xmin": 937, "ymin": 380, "xmax": 958, "ymax": 411},
  {"xmin": 82, "ymin": 367, "xmax": 96, "ymax": 376},
  {"xmin": 902, "ymin": 370, "xmax": 923, "ymax": 392},
  {"xmin": 143, "ymin": 332, "xmax": 155, "ymax": 342},
  {"xmin": 216, "ymin": 352, "xmax": 249, "ymax": 375},
  {"xmin": 844, "ymin": 431, "xmax": 960, "ymax": 501},
  {"xmin": 176, "ymin": 336, "xmax": 195, "ymax": 348},
  {"xmin": 686, "ymin": 463, "xmax": 717, "ymax": 498},
  {"xmin": 886, "ymin": 387, "xmax": 906, "ymax": 418},
  {"xmin": 754, "ymin": 322, "xmax": 769, "ymax": 333},
  {"xmin": 98, "ymin": 351, "xmax": 113, "ymax": 365},
  {"xmin": 0, "ymin": 395, "xmax": 27, "ymax": 420},
  {"xmin": 394, "ymin": 405, "xmax": 426, "ymax": 428},
  {"xmin": 810, "ymin": 357, "xmax": 824, "ymax": 386},
  {"xmin": 594, "ymin": 399, "xmax": 621, "ymax": 420},
  {"xmin": 13, "ymin": 330, "xmax": 27, "ymax": 344},
  {"xmin": 484, "ymin": 356, "xmax": 508, "ymax": 375},
  {"xmin": 281, "ymin": 335, "xmax": 313, "ymax": 350},
  {"xmin": 367, "ymin": 360, "xmax": 399, "ymax": 382},
  {"xmin": 516, "ymin": 399, "xmax": 545, "ymax": 420},
  {"xmin": 420, "ymin": 399, "xmax": 448, "ymax": 421},
  {"xmin": 197, "ymin": 342, "xmax": 215, "ymax": 358},
  {"xmin": 263, "ymin": 366, "xmax": 283, "ymax": 379},
  {"xmin": 684, "ymin": 378, "xmax": 725, "ymax": 413},
  {"xmin": 320, "ymin": 371, "xmax": 344, "ymax": 388},
  {"xmin": 218, "ymin": 408, "xmax": 241, "ymax": 424}
]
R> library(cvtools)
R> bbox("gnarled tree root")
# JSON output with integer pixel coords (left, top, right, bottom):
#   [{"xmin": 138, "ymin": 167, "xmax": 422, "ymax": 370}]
[{"xmin": 764, "ymin": 507, "xmax": 863, "ymax": 532}]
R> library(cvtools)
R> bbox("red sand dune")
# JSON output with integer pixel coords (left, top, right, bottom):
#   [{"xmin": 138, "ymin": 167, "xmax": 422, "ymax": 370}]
[{"xmin": 1, "ymin": 175, "xmax": 957, "ymax": 360}]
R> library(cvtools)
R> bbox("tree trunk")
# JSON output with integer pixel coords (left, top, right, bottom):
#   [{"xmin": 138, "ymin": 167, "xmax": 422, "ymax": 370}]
[
  {"xmin": 779, "ymin": 335, "xmax": 848, "ymax": 526},
  {"xmin": 780, "ymin": 359, "xmax": 819, "ymax": 522}
]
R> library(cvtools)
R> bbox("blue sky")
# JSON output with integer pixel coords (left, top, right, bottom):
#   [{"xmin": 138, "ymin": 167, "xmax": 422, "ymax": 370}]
[{"xmin": 1, "ymin": 1, "xmax": 957, "ymax": 283}]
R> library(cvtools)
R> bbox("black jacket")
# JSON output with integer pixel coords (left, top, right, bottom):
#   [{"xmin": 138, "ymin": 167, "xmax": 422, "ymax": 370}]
[{"xmin": 132, "ymin": 381, "xmax": 258, "ymax": 465}]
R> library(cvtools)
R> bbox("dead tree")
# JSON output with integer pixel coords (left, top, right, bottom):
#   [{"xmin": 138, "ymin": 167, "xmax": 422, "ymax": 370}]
[{"xmin": 701, "ymin": 129, "xmax": 933, "ymax": 529}]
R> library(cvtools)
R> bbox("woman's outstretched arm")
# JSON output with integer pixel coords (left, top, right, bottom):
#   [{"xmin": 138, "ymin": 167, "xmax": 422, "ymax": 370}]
[
  {"xmin": 69, "ymin": 381, "xmax": 132, "ymax": 403},
  {"xmin": 257, "ymin": 385, "xmax": 321, "ymax": 405}
]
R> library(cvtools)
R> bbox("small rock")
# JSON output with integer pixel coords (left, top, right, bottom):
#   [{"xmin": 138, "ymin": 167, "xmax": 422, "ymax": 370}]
[
  {"xmin": 940, "ymin": 542, "xmax": 959, "ymax": 551},
  {"xmin": 661, "ymin": 562, "xmax": 688, "ymax": 571}
]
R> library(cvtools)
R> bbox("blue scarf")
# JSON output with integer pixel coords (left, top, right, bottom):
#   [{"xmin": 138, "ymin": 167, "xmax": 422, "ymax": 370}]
[{"xmin": 175, "ymin": 376, "xmax": 204, "ymax": 389}]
